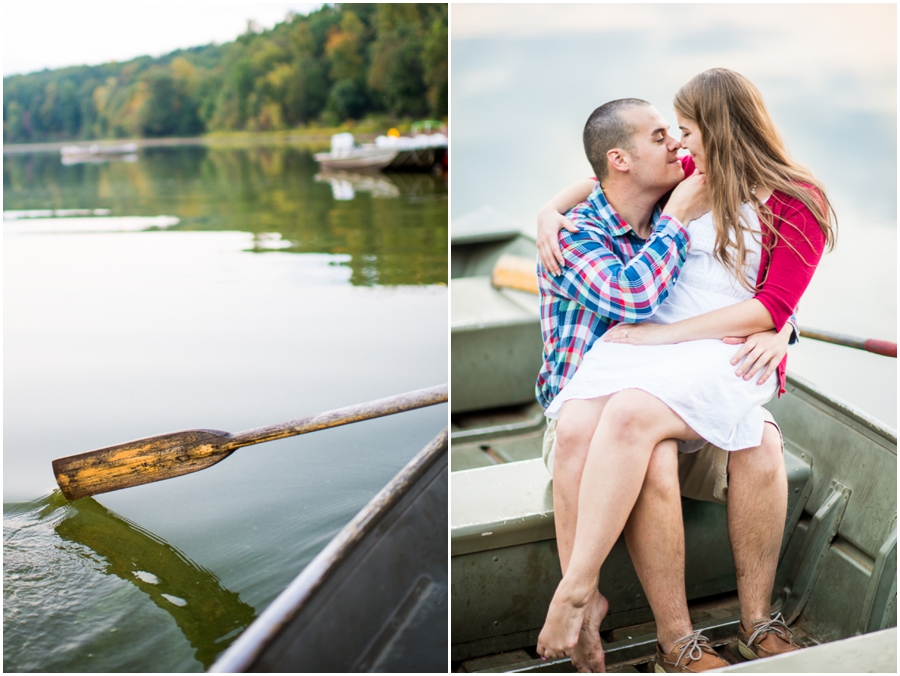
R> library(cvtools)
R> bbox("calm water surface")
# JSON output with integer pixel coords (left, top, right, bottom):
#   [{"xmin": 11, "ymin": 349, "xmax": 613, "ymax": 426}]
[
  {"xmin": 4, "ymin": 144, "xmax": 447, "ymax": 671},
  {"xmin": 452, "ymin": 5, "xmax": 896, "ymax": 427}
]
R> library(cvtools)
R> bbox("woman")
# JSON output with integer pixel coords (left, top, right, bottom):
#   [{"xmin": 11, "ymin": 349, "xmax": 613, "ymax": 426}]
[{"xmin": 534, "ymin": 69, "xmax": 836, "ymax": 660}]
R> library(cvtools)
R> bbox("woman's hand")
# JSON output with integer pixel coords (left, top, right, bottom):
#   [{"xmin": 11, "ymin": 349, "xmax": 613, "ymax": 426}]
[
  {"xmin": 662, "ymin": 173, "xmax": 709, "ymax": 225},
  {"xmin": 602, "ymin": 322, "xmax": 675, "ymax": 346},
  {"xmin": 537, "ymin": 206, "xmax": 580, "ymax": 276},
  {"xmin": 722, "ymin": 325, "xmax": 792, "ymax": 384},
  {"xmin": 536, "ymin": 179, "xmax": 595, "ymax": 275}
]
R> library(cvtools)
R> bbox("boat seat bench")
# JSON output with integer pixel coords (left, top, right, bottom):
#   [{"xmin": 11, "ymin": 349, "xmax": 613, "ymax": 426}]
[
  {"xmin": 450, "ymin": 449, "xmax": 813, "ymax": 661},
  {"xmin": 451, "ymin": 276, "xmax": 542, "ymax": 414}
]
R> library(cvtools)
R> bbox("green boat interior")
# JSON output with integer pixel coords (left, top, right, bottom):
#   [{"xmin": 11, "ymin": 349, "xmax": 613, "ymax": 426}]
[
  {"xmin": 451, "ymin": 379, "xmax": 897, "ymax": 672},
  {"xmin": 450, "ymin": 212, "xmax": 897, "ymax": 673}
]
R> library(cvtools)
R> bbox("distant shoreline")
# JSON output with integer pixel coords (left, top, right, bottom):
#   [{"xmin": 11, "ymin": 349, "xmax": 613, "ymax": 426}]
[{"xmin": 3, "ymin": 131, "xmax": 379, "ymax": 155}]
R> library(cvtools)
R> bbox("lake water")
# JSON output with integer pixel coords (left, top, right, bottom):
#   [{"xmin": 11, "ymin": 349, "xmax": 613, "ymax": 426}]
[
  {"xmin": 3, "ymin": 144, "xmax": 448, "ymax": 671},
  {"xmin": 451, "ymin": 4, "xmax": 897, "ymax": 428}
]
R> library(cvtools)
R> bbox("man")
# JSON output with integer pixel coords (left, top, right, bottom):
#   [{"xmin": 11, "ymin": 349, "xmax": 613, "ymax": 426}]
[{"xmin": 535, "ymin": 98, "xmax": 798, "ymax": 672}]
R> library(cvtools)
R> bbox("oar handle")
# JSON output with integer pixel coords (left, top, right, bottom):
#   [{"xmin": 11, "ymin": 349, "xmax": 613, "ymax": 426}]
[
  {"xmin": 864, "ymin": 339, "xmax": 898, "ymax": 358},
  {"xmin": 228, "ymin": 384, "xmax": 449, "ymax": 449},
  {"xmin": 799, "ymin": 327, "xmax": 897, "ymax": 358}
]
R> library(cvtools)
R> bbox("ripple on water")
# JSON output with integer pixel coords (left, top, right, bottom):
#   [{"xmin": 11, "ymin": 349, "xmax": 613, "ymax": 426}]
[
  {"xmin": 132, "ymin": 570, "xmax": 160, "ymax": 584},
  {"xmin": 3, "ymin": 494, "xmax": 252, "ymax": 672}
]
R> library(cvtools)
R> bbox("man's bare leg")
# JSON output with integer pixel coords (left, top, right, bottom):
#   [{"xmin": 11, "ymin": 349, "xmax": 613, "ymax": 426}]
[
  {"xmin": 538, "ymin": 390, "xmax": 702, "ymax": 660},
  {"xmin": 623, "ymin": 441, "xmax": 695, "ymax": 653},
  {"xmin": 726, "ymin": 423, "xmax": 787, "ymax": 630}
]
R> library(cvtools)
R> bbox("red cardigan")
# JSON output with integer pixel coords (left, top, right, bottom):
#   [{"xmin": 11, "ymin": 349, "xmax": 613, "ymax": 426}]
[{"xmin": 680, "ymin": 156, "xmax": 827, "ymax": 395}]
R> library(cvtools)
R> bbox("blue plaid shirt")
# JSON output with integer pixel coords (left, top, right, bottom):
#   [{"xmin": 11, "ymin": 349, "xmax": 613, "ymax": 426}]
[{"xmin": 535, "ymin": 184, "xmax": 691, "ymax": 409}]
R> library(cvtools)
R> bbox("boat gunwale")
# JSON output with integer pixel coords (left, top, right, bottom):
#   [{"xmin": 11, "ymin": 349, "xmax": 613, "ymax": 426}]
[
  {"xmin": 784, "ymin": 373, "xmax": 897, "ymax": 450},
  {"xmin": 209, "ymin": 426, "xmax": 449, "ymax": 673}
]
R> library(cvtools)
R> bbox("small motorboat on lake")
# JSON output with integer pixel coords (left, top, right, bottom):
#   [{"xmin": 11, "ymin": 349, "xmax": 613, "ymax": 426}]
[
  {"xmin": 449, "ymin": 208, "xmax": 897, "ymax": 672},
  {"xmin": 60, "ymin": 143, "xmax": 138, "ymax": 165},
  {"xmin": 314, "ymin": 130, "xmax": 447, "ymax": 172}
]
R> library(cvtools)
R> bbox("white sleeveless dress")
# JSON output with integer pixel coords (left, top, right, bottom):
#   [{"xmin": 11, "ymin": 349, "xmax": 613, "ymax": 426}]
[{"xmin": 544, "ymin": 205, "xmax": 777, "ymax": 451}]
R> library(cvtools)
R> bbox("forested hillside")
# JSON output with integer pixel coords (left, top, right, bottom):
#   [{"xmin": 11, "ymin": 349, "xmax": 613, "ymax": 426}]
[{"xmin": 3, "ymin": 3, "xmax": 447, "ymax": 144}]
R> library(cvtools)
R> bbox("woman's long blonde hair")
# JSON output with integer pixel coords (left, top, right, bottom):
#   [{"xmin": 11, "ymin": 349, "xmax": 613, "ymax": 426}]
[{"xmin": 674, "ymin": 69, "xmax": 836, "ymax": 289}]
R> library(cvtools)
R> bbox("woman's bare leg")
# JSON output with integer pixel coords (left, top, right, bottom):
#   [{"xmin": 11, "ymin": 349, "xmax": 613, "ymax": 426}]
[
  {"xmin": 553, "ymin": 397, "xmax": 612, "ymax": 672},
  {"xmin": 537, "ymin": 389, "xmax": 702, "ymax": 660}
]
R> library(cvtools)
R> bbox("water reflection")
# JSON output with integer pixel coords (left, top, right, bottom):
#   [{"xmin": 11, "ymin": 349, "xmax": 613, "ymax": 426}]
[
  {"xmin": 61, "ymin": 154, "xmax": 138, "ymax": 166},
  {"xmin": 17, "ymin": 492, "xmax": 257, "ymax": 669},
  {"xmin": 4, "ymin": 214, "xmax": 179, "ymax": 234},
  {"xmin": 314, "ymin": 168, "xmax": 454, "ymax": 202},
  {"xmin": 316, "ymin": 170, "xmax": 402, "ymax": 200},
  {"xmin": 3, "ymin": 145, "xmax": 448, "ymax": 286}
]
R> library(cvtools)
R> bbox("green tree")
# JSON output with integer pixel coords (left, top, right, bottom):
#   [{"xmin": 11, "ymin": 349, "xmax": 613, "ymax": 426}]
[
  {"xmin": 4, "ymin": 100, "xmax": 26, "ymax": 142},
  {"xmin": 2, "ymin": 3, "xmax": 446, "ymax": 142},
  {"xmin": 325, "ymin": 11, "xmax": 366, "ymax": 82},
  {"xmin": 138, "ymin": 69, "xmax": 202, "ymax": 137},
  {"xmin": 38, "ymin": 81, "xmax": 60, "ymax": 135},
  {"xmin": 368, "ymin": 24, "xmax": 427, "ymax": 118},
  {"xmin": 326, "ymin": 78, "xmax": 369, "ymax": 120},
  {"xmin": 423, "ymin": 15, "xmax": 448, "ymax": 118},
  {"xmin": 231, "ymin": 56, "xmax": 255, "ymax": 126},
  {"xmin": 57, "ymin": 80, "xmax": 81, "ymax": 137}
]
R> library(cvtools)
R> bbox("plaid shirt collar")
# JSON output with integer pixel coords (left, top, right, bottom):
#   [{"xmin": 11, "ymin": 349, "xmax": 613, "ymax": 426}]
[{"xmin": 586, "ymin": 183, "xmax": 661, "ymax": 239}]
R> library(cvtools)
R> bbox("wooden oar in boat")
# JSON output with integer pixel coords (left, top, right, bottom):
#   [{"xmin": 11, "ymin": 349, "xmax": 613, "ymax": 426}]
[
  {"xmin": 53, "ymin": 384, "xmax": 448, "ymax": 501},
  {"xmin": 799, "ymin": 327, "xmax": 897, "ymax": 357},
  {"xmin": 491, "ymin": 254, "xmax": 898, "ymax": 358}
]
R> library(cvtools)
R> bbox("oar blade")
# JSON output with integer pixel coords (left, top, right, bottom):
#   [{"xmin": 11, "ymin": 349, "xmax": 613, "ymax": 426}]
[{"xmin": 53, "ymin": 429, "xmax": 236, "ymax": 500}]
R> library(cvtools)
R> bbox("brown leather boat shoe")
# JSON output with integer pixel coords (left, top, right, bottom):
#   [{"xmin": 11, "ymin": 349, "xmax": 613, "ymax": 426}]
[
  {"xmin": 738, "ymin": 613, "xmax": 800, "ymax": 660},
  {"xmin": 654, "ymin": 630, "xmax": 729, "ymax": 672}
]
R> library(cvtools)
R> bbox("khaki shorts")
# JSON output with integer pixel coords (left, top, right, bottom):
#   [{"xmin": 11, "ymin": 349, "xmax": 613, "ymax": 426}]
[{"xmin": 542, "ymin": 408, "xmax": 782, "ymax": 505}]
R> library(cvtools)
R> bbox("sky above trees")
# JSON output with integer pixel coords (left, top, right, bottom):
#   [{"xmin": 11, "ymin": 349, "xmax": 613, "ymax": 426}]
[{"xmin": 3, "ymin": 3, "xmax": 324, "ymax": 76}]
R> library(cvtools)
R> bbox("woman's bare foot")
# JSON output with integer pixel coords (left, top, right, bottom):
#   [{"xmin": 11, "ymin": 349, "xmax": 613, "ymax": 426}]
[
  {"xmin": 571, "ymin": 591, "xmax": 609, "ymax": 673},
  {"xmin": 536, "ymin": 580, "xmax": 595, "ymax": 661}
]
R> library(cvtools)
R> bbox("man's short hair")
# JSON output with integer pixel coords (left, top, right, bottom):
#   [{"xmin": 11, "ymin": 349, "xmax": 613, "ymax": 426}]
[{"xmin": 583, "ymin": 98, "xmax": 651, "ymax": 182}]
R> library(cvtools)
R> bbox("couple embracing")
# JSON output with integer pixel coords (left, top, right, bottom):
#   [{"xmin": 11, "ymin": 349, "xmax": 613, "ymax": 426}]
[{"xmin": 533, "ymin": 68, "xmax": 835, "ymax": 672}]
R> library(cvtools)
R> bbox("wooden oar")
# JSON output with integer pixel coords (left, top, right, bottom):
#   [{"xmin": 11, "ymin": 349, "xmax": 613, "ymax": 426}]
[
  {"xmin": 799, "ymin": 327, "xmax": 897, "ymax": 357},
  {"xmin": 53, "ymin": 384, "xmax": 448, "ymax": 501}
]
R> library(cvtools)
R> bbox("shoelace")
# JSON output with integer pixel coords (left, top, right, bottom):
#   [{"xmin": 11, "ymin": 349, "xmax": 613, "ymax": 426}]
[
  {"xmin": 746, "ymin": 612, "xmax": 793, "ymax": 648},
  {"xmin": 671, "ymin": 630, "xmax": 714, "ymax": 668}
]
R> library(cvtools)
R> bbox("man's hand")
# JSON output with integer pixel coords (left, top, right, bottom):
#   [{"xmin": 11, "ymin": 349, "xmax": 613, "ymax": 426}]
[
  {"xmin": 537, "ymin": 207, "xmax": 580, "ymax": 276},
  {"xmin": 662, "ymin": 173, "xmax": 709, "ymax": 225},
  {"xmin": 723, "ymin": 325, "xmax": 792, "ymax": 384},
  {"xmin": 602, "ymin": 321, "xmax": 674, "ymax": 345}
]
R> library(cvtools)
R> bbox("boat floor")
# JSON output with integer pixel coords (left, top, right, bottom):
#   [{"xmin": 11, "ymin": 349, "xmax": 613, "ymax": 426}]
[{"xmin": 452, "ymin": 592, "xmax": 820, "ymax": 673}]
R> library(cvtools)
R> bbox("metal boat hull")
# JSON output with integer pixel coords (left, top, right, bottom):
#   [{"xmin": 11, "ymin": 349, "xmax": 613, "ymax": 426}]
[
  {"xmin": 313, "ymin": 148, "xmax": 398, "ymax": 171},
  {"xmin": 314, "ymin": 145, "xmax": 447, "ymax": 172},
  {"xmin": 212, "ymin": 428, "xmax": 449, "ymax": 673}
]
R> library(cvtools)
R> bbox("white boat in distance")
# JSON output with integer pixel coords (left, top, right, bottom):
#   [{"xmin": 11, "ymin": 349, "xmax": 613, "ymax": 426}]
[
  {"xmin": 60, "ymin": 143, "xmax": 138, "ymax": 157},
  {"xmin": 60, "ymin": 143, "xmax": 139, "ymax": 165},
  {"xmin": 314, "ymin": 131, "xmax": 447, "ymax": 172}
]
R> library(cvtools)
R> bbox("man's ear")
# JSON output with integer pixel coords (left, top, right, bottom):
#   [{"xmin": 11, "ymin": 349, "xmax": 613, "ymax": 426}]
[{"xmin": 606, "ymin": 148, "xmax": 630, "ymax": 174}]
